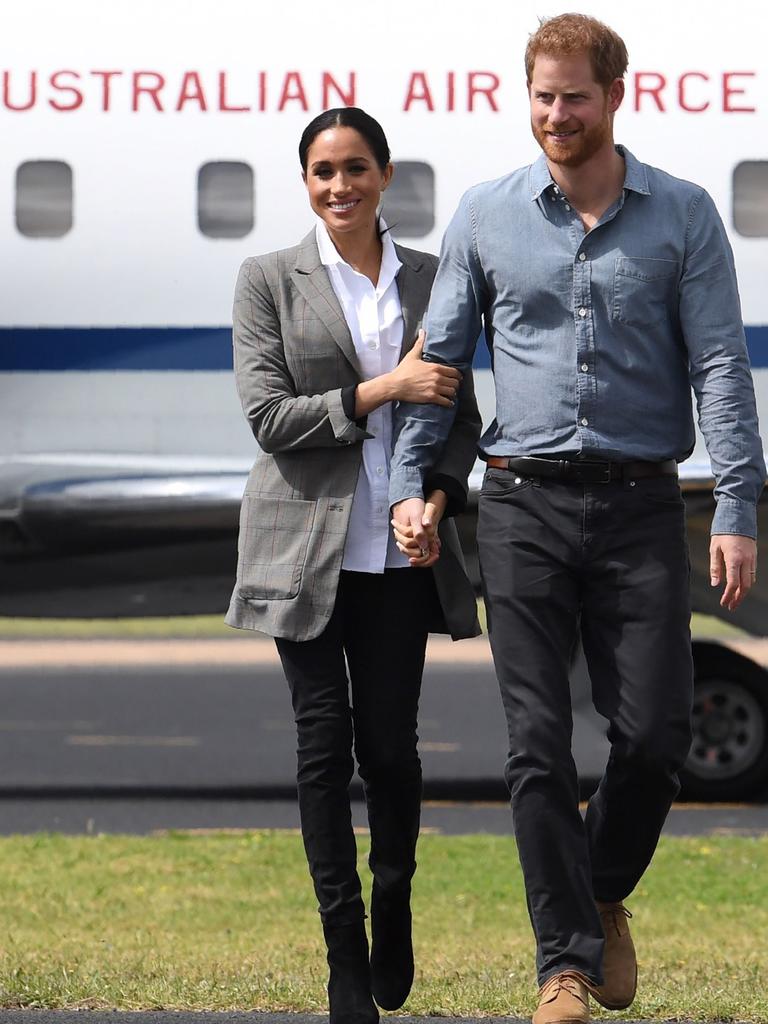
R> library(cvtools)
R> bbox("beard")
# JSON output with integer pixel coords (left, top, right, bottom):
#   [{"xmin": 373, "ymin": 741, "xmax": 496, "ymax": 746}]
[{"xmin": 531, "ymin": 110, "xmax": 611, "ymax": 168}]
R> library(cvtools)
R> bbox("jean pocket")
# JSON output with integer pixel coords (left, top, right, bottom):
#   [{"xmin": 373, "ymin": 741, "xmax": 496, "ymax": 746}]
[
  {"xmin": 636, "ymin": 478, "xmax": 685, "ymax": 508},
  {"xmin": 480, "ymin": 469, "xmax": 536, "ymax": 497},
  {"xmin": 238, "ymin": 495, "xmax": 316, "ymax": 600},
  {"xmin": 613, "ymin": 257, "xmax": 679, "ymax": 327}
]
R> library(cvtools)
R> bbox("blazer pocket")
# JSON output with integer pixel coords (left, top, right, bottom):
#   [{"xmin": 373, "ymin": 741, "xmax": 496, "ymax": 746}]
[
  {"xmin": 238, "ymin": 496, "xmax": 316, "ymax": 601},
  {"xmin": 613, "ymin": 257, "xmax": 679, "ymax": 327}
]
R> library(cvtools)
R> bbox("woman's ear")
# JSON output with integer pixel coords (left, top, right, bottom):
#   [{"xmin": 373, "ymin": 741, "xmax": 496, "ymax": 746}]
[{"xmin": 381, "ymin": 162, "xmax": 394, "ymax": 192}]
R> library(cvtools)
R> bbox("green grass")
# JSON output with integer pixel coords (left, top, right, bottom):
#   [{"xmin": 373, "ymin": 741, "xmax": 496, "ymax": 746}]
[
  {"xmin": 0, "ymin": 832, "xmax": 765, "ymax": 1018},
  {"xmin": 0, "ymin": 609, "xmax": 752, "ymax": 640}
]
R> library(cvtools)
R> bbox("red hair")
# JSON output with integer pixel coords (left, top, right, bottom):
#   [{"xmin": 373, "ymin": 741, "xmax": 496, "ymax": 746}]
[{"xmin": 525, "ymin": 13, "xmax": 628, "ymax": 88}]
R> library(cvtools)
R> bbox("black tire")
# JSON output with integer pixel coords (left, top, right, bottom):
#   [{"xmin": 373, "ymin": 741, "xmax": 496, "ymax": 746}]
[{"xmin": 679, "ymin": 641, "xmax": 768, "ymax": 801}]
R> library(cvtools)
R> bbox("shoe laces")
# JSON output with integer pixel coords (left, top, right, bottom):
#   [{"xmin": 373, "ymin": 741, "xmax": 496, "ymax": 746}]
[
  {"xmin": 540, "ymin": 971, "xmax": 589, "ymax": 1006},
  {"xmin": 598, "ymin": 901, "xmax": 632, "ymax": 936}
]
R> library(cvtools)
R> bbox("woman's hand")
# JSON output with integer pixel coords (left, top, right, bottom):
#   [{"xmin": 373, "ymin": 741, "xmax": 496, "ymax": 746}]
[
  {"xmin": 354, "ymin": 331, "xmax": 462, "ymax": 418},
  {"xmin": 391, "ymin": 489, "xmax": 447, "ymax": 568},
  {"xmin": 387, "ymin": 331, "xmax": 462, "ymax": 407}
]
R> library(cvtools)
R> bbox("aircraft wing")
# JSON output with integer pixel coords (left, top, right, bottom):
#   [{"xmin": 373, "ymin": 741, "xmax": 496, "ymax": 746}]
[{"xmin": 0, "ymin": 455, "xmax": 248, "ymax": 618}]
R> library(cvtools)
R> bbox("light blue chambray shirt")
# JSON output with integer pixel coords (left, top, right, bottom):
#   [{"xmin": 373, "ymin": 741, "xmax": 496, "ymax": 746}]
[{"xmin": 389, "ymin": 146, "xmax": 765, "ymax": 537}]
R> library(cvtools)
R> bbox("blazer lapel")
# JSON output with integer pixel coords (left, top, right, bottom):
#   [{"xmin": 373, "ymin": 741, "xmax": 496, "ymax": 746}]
[
  {"xmin": 395, "ymin": 245, "xmax": 430, "ymax": 357},
  {"xmin": 291, "ymin": 231, "xmax": 363, "ymax": 378}
]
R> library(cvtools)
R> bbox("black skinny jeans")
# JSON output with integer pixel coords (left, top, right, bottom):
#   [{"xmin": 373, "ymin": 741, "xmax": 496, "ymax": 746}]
[
  {"xmin": 275, "ymin": 568, "xmax": 439, "ymax": 925},
  {"xmin": 477, "ymin": 469, "xmax": 694, "ymax": 986}
]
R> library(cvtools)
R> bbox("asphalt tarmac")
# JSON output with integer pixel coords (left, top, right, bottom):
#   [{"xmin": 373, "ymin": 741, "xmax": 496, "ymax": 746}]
[{"xmin": 0, "ymin": 636, "xmax": 766, "ymax": 835}]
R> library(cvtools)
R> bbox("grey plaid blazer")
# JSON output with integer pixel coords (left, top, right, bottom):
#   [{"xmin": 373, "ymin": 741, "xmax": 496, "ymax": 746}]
[{"xmin": 225, "ymin": 230, "xmax": 482, "ymax": 642}]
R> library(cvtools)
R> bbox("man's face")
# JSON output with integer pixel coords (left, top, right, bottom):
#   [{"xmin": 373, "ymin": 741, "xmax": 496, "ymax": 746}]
[{"xmin": 529, "ymin": 52, "xmax": 621, "ymax": 168}]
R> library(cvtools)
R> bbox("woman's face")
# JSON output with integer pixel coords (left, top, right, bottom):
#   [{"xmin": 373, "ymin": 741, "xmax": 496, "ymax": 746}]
[{"xmin": 303, "ymin": 126, "xmax": 393, "ymax": 239}]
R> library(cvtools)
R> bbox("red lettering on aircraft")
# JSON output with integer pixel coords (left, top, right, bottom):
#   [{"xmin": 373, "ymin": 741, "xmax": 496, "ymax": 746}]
[
  {"xmin": 3, "ymin": 70, "xmax": 37, "ymax": 111},
  {"xmin": 0, "ymin": 68, "xmax": 758, "ymax": 114},
  {"xmin": 403, "ymin": 72, "xmax": 435, "ymax": 111},
  {"xmin": 278, "ymin": 71, "xmax": 309, "ymax": 111},
  {"xmin": 404, "ymin": 71, "xmax": 501, "ymax": 112},
  {"xmin": 678, "ymin": 72, "xmax": 709, "ymax": 113},
  {"xmin": 49, "ymin": 70, "xmax": 83, "ymax": 111},
  {"xmin": 468, "ymin": 71, "xmax": 500, "ymax": 111},
  {"xmin": 634, "ymin": 70, "xmax": 757, "ymax": 113},
  {"xmin": 723, "ymin": 71, "xmax": 756, "ymax": 112},
  {"xmin": 176, "ymin": 71, "xmax": 207, "ymax": 111},
  {"xmin": 132, "ymin": 71, "xmax": 165, "ymax": 112},
  {"xmin": 447, "ymin": 71, "xmax": 456, "ymax": 112},
  {"xmin": 322, "ymin": 71, "xmax": 356, "ymax": 108},
  {"xmin": 634, "ymin": 71, "xmax": 667, "ymax": 111},
  {"xmin": 218, "ymin": 71, "xmax": 250, "ymax": 112},
  {"xmin": 90, "ymin": 70, "xmax": 122, "ymax": 111}
]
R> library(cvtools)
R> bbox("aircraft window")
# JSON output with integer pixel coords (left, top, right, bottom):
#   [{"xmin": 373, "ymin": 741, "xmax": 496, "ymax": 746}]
[
  {"xmin": 15, "ymin": 161, "xmax": 73, "ymax": 237},
  {"xmin": 381, "ymin": 161, "xmax": 435, "ymax": 238},
  {"xmin": 198, "ymin": 161, "xmax": 254, "ymax": 238},
  {"xmin": 733, "ymin": 162, "xmax": 768, "ymax": 237}
]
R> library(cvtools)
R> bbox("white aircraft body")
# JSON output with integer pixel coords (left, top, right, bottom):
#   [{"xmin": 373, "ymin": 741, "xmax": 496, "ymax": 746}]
[
  {"xmin": 2, "ymin": 0, "xmax": 768, "ymax": 799},
  {"xmin": 2, "ymin": 0, "xmax": 766, "ymax": 616}
]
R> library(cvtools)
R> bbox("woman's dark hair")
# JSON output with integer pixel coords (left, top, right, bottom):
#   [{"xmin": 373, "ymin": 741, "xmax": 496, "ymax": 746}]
[{"xmin": 299, "ymin": 107, "xmax": 391, "ymax": 172}]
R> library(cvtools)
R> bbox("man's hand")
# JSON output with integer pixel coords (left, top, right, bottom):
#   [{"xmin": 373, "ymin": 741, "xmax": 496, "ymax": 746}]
[
  {"xmin": 387, "ymin": 331, "xmax": 462, "ymax": 407},
  {"xmin": 710, "ymin": 534, "xmax": 758, "ymax": 611},
  {"xmin": 391, "ymin": 490, "xmax": 447, "ymax": 568}
]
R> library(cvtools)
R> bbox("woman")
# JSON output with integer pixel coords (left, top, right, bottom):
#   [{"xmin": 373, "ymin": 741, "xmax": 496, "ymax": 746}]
[{"xmin": 226, "ymin": 107, "xmax": 481, "ymax": 1024}]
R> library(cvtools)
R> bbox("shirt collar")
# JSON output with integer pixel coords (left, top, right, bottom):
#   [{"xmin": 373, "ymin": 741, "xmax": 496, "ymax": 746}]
[
  {"xmin": 617, "ymin": 146, "xmax": 651, "ymax": 195},
  {"xmin": 315, "ymin": 217, "xmax": 403, "ymax": 291},
  {"xmin": 528, "ymin": 144, "xmax": 651, "ymax": 201}
]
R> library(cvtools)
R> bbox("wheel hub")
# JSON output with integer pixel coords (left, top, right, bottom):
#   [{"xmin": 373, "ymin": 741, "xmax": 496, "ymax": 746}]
[{"xmin": 687, "ymin": 677, "xmax": 765, "ymax": 781}]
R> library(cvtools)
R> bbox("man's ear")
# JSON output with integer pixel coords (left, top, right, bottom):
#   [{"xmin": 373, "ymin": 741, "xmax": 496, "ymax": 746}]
[{"xmin": 608, "ymin": 77, "xmax": 625, "ymax": 113}]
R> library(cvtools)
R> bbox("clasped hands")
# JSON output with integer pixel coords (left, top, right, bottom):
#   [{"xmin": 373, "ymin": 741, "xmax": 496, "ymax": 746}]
[{"xmin": 391, "ymin": 491, "xmax": 447, "ymax": 568}]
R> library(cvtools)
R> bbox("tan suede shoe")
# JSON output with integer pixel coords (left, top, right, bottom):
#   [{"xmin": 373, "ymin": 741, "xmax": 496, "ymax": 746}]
[
  {"xmin": 590, "ymin": 901, "xmax": 637, "ymax": 1009},
  {"xmin": 532, "ymin": 971, "xmax": 590, "ymax": 1024}
]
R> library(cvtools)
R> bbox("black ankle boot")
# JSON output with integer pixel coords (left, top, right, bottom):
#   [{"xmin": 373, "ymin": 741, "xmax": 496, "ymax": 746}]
[
  {"xmin": 369, "ymin": 882, "xmax": 414, "ymax": 1010},
  {"xmin": 322, "ymin": 920, "xmax": 379, "ymax": 1024}
]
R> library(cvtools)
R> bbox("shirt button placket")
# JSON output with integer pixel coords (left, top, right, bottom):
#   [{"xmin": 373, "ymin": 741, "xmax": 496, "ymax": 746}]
[{"xmin": 575, "ymin": 252, "xmax": 594, "ymax": 439}]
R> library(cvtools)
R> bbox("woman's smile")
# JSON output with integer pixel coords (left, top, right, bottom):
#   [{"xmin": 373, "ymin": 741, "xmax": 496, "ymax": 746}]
[{"xmin": 304, "ymin": 125, "xmax": 392, "ymax": 240}]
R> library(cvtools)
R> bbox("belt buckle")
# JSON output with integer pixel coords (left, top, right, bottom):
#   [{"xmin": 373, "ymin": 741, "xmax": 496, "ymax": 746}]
[{"xmin": 576, "ymin": 460, "xmax": 611, "ymax": 483}]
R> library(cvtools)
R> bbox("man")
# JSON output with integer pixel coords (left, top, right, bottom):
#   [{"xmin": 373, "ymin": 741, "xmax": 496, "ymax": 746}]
[{"xmin": 389, "ymin": 13, "xmax": 765, "ymax": 1024}]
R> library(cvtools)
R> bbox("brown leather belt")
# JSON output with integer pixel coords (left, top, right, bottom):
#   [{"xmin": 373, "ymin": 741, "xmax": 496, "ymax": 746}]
[{"xmin": 485, "ymin": 455, "xmax": 678, "ymax": 484}]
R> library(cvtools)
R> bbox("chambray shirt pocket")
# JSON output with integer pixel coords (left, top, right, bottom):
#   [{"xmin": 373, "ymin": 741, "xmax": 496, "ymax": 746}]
[{"xmin": 612, "ymin": 257, "xmax": 679, "ymax": 327}]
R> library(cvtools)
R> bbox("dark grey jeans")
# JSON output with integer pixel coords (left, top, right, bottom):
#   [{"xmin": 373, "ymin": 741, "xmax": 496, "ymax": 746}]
[
  {"xmin": 477, "ymin": 467, "xmax": 694, "ymax": 986},
  {"xmin": 275, "ymin": 568, "xmax": 439, "ymax": 926}
]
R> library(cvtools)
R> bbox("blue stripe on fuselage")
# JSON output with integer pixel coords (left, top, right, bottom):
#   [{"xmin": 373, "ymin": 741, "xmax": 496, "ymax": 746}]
[{"xmin": 1, "ymin": 324, "xmax": 768, "ymax": 370}]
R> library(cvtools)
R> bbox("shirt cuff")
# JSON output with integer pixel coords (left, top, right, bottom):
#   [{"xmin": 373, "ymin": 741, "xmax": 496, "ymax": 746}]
[
  {"xmin": 340, "ymin": 385, "xmax": 368, "ymax": 432},
  {"xmin": 424, "ymin": 473, "xmax": 467, "ymax": 517},
  {"xmin": 328, "ymin": 387, "xmax": 372, "ymax": 445},
  {"xmin": 389, "ymin": 466, "xmax": 425, "ymax": 507},
  {"xmin": 711, "ymin": 498, "xmax": 758, "ymax": 539}
]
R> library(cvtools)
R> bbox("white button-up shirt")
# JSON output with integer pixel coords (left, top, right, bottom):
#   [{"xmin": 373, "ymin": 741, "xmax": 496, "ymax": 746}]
[{"xmin": 316, "ymin": 219, "xmax": 410, "ymax": 572}]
